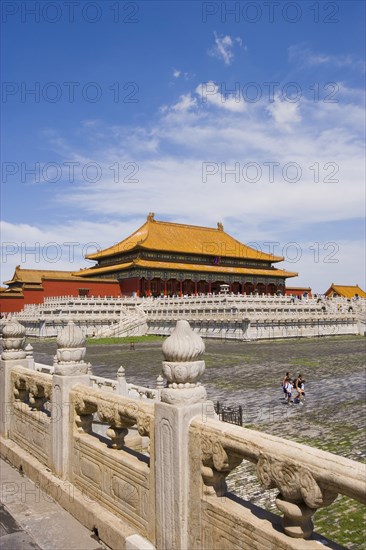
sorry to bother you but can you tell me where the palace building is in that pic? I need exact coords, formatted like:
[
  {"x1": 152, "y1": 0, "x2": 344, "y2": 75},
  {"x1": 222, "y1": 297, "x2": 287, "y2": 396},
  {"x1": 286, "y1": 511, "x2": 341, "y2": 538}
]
[
  {"x1": 0, "y1": 214, "x2": 299, "y2": 312},
  {"x1": 76, "y1": 213, "x2": 297, "y2": 297}
]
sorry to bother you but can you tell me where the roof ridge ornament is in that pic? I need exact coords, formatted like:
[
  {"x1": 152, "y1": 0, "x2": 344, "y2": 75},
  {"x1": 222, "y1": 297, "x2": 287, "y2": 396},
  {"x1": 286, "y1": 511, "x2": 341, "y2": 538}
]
[
  {"x1": 147, "y1": 212, "x2": 155, "y2": 222},
  {"x1": 217, "y1": 222, "x2": 224, "y2": 231}
]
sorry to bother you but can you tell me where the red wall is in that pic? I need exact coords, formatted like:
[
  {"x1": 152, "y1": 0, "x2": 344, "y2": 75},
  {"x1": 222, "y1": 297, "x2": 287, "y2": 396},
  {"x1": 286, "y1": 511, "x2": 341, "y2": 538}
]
[
  {"x1": 42, "y1": 279, "x2": 121, "y2": 298},
  {"x1": 119, "y1": 278, "x2": 140, "y2": 296},
  {"x1": 285, "y1": 288, "x2": 312, "y2": 298},
  {"x1": 0, "y1": 278, "x2": 121, "y2": 314},
  {"x1": 0, "y1": 296, "x2": 26, "y2": 314}
]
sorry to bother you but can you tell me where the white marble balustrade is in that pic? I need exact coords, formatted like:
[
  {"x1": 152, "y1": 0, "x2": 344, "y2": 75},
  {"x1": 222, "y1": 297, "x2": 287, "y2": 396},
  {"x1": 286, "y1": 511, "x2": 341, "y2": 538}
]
[{"x1": 0, "y1": 320, "x2": 365, "y2": 550}]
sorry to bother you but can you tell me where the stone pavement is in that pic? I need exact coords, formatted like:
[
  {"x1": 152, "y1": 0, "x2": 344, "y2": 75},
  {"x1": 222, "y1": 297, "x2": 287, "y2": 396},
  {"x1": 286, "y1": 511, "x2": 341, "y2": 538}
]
[{"x1": 0, "y1": 458, "x2": 106, "y2": 550}]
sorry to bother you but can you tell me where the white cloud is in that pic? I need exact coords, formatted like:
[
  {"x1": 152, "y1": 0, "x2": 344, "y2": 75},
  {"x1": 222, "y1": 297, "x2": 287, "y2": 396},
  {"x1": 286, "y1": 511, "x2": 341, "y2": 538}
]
[
  {"x1": 266, "y1": 94, "x2": 301, "y2": 130},
  {"x1": 0, "y1": 219, "x2": 143, "y2": 284},
  {"x1": 288, "y1": 44, "x2": 366, "y2": 72},
  {"x1": 208, "y1": 32, "x2": 243, "y2": 65},
  {"x1": 286, "y1": 239, "x2": 366, "y2": 294},
  {"x1": 160, "y1": 93, "x2": 197, "y2": 114},
  {"x1": 4, "y1": 76, "x2": 364, "y2": 291},
  {"x1": 171, "y1": 68, "x2": 193, "y2": 81},
  {"x1": 81, "y1": 119, "x2": 99, "y2": 128},
  {"x1": 171, "y1": 93, "x2": 197, "y2": 112},
  {"x1": 195, "y1": 81, "x2": 246, "y2": 112}
]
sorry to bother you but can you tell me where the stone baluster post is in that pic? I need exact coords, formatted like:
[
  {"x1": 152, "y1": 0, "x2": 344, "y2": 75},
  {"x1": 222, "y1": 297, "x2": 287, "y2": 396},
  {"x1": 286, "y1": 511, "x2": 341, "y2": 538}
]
[
  {"x1": 25, "y1": 343, "x2": 35, "y2": 370},
  {"x1": 155, "y1": 320, "x2": 215, "y2": 550},
  {"x1": 51, "y1": 321, "x2": 90, "y2": 478},
  {"x1": 0, "y1": 321, "x2": 28, "y2": 437},
  {"x1": 155, "y1": 374, "x2": 164, "y2": 401},
  {"x1": 117, "y1": 366, "x2": 127, "y2": 396}
]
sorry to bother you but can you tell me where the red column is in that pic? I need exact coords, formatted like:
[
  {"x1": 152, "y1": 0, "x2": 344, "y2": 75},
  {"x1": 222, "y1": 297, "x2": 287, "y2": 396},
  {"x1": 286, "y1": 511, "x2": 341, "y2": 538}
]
[
  {"x1": 164, "y1": 279, "x2": 167, "y2": 296},
  {"x1": 208, "y1": 282, "x2": 212, "y2": 294},
  {"x1": 179, "y1": 281, "x2": 182, "y2": 297},
  {"x1": 194, "y1": 281, "x2": 197, "y2": 295},
  {"x1": 147, "y1": 279, "x2": 151, "y2": 297}
]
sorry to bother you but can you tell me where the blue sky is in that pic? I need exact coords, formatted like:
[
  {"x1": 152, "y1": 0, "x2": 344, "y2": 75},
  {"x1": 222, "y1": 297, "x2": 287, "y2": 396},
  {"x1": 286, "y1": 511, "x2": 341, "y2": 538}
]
[{"x1": 1, "y1": 0, "x2": 365, "y2": 292}]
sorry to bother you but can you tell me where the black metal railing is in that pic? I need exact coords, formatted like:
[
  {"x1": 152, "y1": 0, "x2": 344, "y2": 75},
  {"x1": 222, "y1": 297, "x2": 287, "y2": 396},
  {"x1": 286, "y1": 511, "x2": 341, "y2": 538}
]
[{"x1": 214, "y1": 401, "x2": 243, "y2": 426}]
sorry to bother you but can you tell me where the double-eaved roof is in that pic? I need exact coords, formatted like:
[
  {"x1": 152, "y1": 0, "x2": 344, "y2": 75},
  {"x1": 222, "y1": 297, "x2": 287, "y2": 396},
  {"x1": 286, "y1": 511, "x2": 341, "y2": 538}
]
[
  {"x1": 76, "y1": 258, "x2": 296, "y2": 278},
  {"x1": 77, "y1": 214, "x2": 297, "y2": 280},
  {"x1": 86, "y1": 214, "x2": 284, "y2": 262}
]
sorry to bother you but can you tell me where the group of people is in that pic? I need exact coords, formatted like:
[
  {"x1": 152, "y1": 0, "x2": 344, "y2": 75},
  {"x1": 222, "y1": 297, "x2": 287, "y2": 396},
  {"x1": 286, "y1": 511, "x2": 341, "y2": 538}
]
[{"x1": 282, "y1": 372, "x2": 305, "y2": 405}]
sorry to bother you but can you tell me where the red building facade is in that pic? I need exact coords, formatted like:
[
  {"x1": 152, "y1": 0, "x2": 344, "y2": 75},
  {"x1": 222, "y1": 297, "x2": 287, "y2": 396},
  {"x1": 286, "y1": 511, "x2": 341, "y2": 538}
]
[{"x1": 0, "y1": 267, "x2": 120, "y2": 313}]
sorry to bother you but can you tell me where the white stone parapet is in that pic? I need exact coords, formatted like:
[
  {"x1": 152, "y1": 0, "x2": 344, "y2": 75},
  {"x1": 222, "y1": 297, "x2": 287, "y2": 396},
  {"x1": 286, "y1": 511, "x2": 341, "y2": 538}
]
[
  {"x1": 8, "y1": 294, "x2": 365, "y2": 339},
  {"x1": 0, "y1": 319, "x2": 365, "y2": 550},
  {"x1": 189, "y1": 417, "x2": 365, "y2": 540}
]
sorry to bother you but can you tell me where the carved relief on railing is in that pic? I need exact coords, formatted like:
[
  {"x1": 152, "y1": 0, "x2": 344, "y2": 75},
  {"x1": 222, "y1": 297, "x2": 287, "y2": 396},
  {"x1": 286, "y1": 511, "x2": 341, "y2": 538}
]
[
  {"x1": 201, "y1": 435, "x2": 242, "y2": 497},
  {"x1": 11, "y1": 366, "x2": 52, "y2": 412},
  {"x1": 71, "y1": 386, "x2": 154, "y2": 450},
  {"x1": 9, "y1": 367, "x2": 52, "y2": 466},
  {"x1": 257, "y1": 454, "x2": 337, "y2": 538},
  {"x1": 73, "y1": 391, "x2": 96, "y2": 435},
  {"x1": 191, "y1": 419, "x2": 365, "y2": 540}
]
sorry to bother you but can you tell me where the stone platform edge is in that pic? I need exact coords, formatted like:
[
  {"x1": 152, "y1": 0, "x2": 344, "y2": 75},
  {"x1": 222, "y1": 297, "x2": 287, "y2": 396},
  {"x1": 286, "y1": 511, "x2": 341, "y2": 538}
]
[{"x1": 0, "y1": 437, "x2": 155, "y2": 550}]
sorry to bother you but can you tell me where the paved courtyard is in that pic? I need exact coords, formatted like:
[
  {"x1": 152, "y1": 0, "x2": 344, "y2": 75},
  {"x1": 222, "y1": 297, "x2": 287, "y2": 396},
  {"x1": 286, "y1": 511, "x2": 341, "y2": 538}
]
[{"x1": 32, "y1": 335, "x2": 366, "y2": 549}]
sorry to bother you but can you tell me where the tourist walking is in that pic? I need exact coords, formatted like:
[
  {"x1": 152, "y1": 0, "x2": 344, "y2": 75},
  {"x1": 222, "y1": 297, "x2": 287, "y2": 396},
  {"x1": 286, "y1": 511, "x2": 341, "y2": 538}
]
[
  {"x1": 282, "y1": 371, "x2": 290, "y2": 397},
  {"x1": 294, "y1": 373, "x2": 305, "y2": 404},
  {"x1": 283, "y1": 376, "x2": 293, "y2": 405}
]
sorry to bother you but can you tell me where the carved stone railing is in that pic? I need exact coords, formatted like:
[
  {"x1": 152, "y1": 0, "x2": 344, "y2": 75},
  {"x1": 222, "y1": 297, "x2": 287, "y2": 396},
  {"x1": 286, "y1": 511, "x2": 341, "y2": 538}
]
[
  {"x1": 127, "y1": 384, "x2": 159, "y2": 401},
  {"x1": 70, "y1": 384, "x2": 154, "y2": 448},
  {"x1": 1, "y1": 318, "x2": 365, "y2": 550},
  {"x1": 89, "y1": 367, "x2": 163, "y2": 401},
  {"x1": 189, "y1": 418, "x2": 366, "y2": 540},
  {"x1": 69, "y1": 385, "x2": 155, "y2": 540},
  {"x1": 89, "y1": 374, "x2": 118, "y2": 393},
  {"x1": 9, "y1": 365, "x2": 53, "y2": 466},
  {"x1": 11, "y1": 365, "x2": 52, "y2": 412}
]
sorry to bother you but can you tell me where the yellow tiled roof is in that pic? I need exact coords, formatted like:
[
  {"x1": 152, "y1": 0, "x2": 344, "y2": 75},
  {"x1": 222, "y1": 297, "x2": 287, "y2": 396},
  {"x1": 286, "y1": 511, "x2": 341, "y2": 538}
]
[
  {"x1": 4, "y1": 266, "x2": 79, "y2": 285},
  {"x1": 325, "y1": 284, "x2": 366, "y2": 298},
  {"x1": 0, "y1": 287, "x2": 23, "y2": 295},
  {"x1": 76, "y1": 258, "x2": 297, "y2": 279},
  {"x1": 86, "y1": 216, "x2": 284, "y2": 262},
  {"x1": 4, "y1": 266, "x2": 118, "y2": 285}
]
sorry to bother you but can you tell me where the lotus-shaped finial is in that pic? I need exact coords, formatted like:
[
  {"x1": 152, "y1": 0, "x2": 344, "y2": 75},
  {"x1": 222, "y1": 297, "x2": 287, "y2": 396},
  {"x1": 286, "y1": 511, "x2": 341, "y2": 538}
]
[
  {"x1": 2, "y1": 320, "x2": 26, "y2": 339},
  {"x1": 162, "y1": 320, "x2": 205, "y2": 362},
  {"x1": 57, "y1": 321, "x2": 85, "y2": 349}
]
